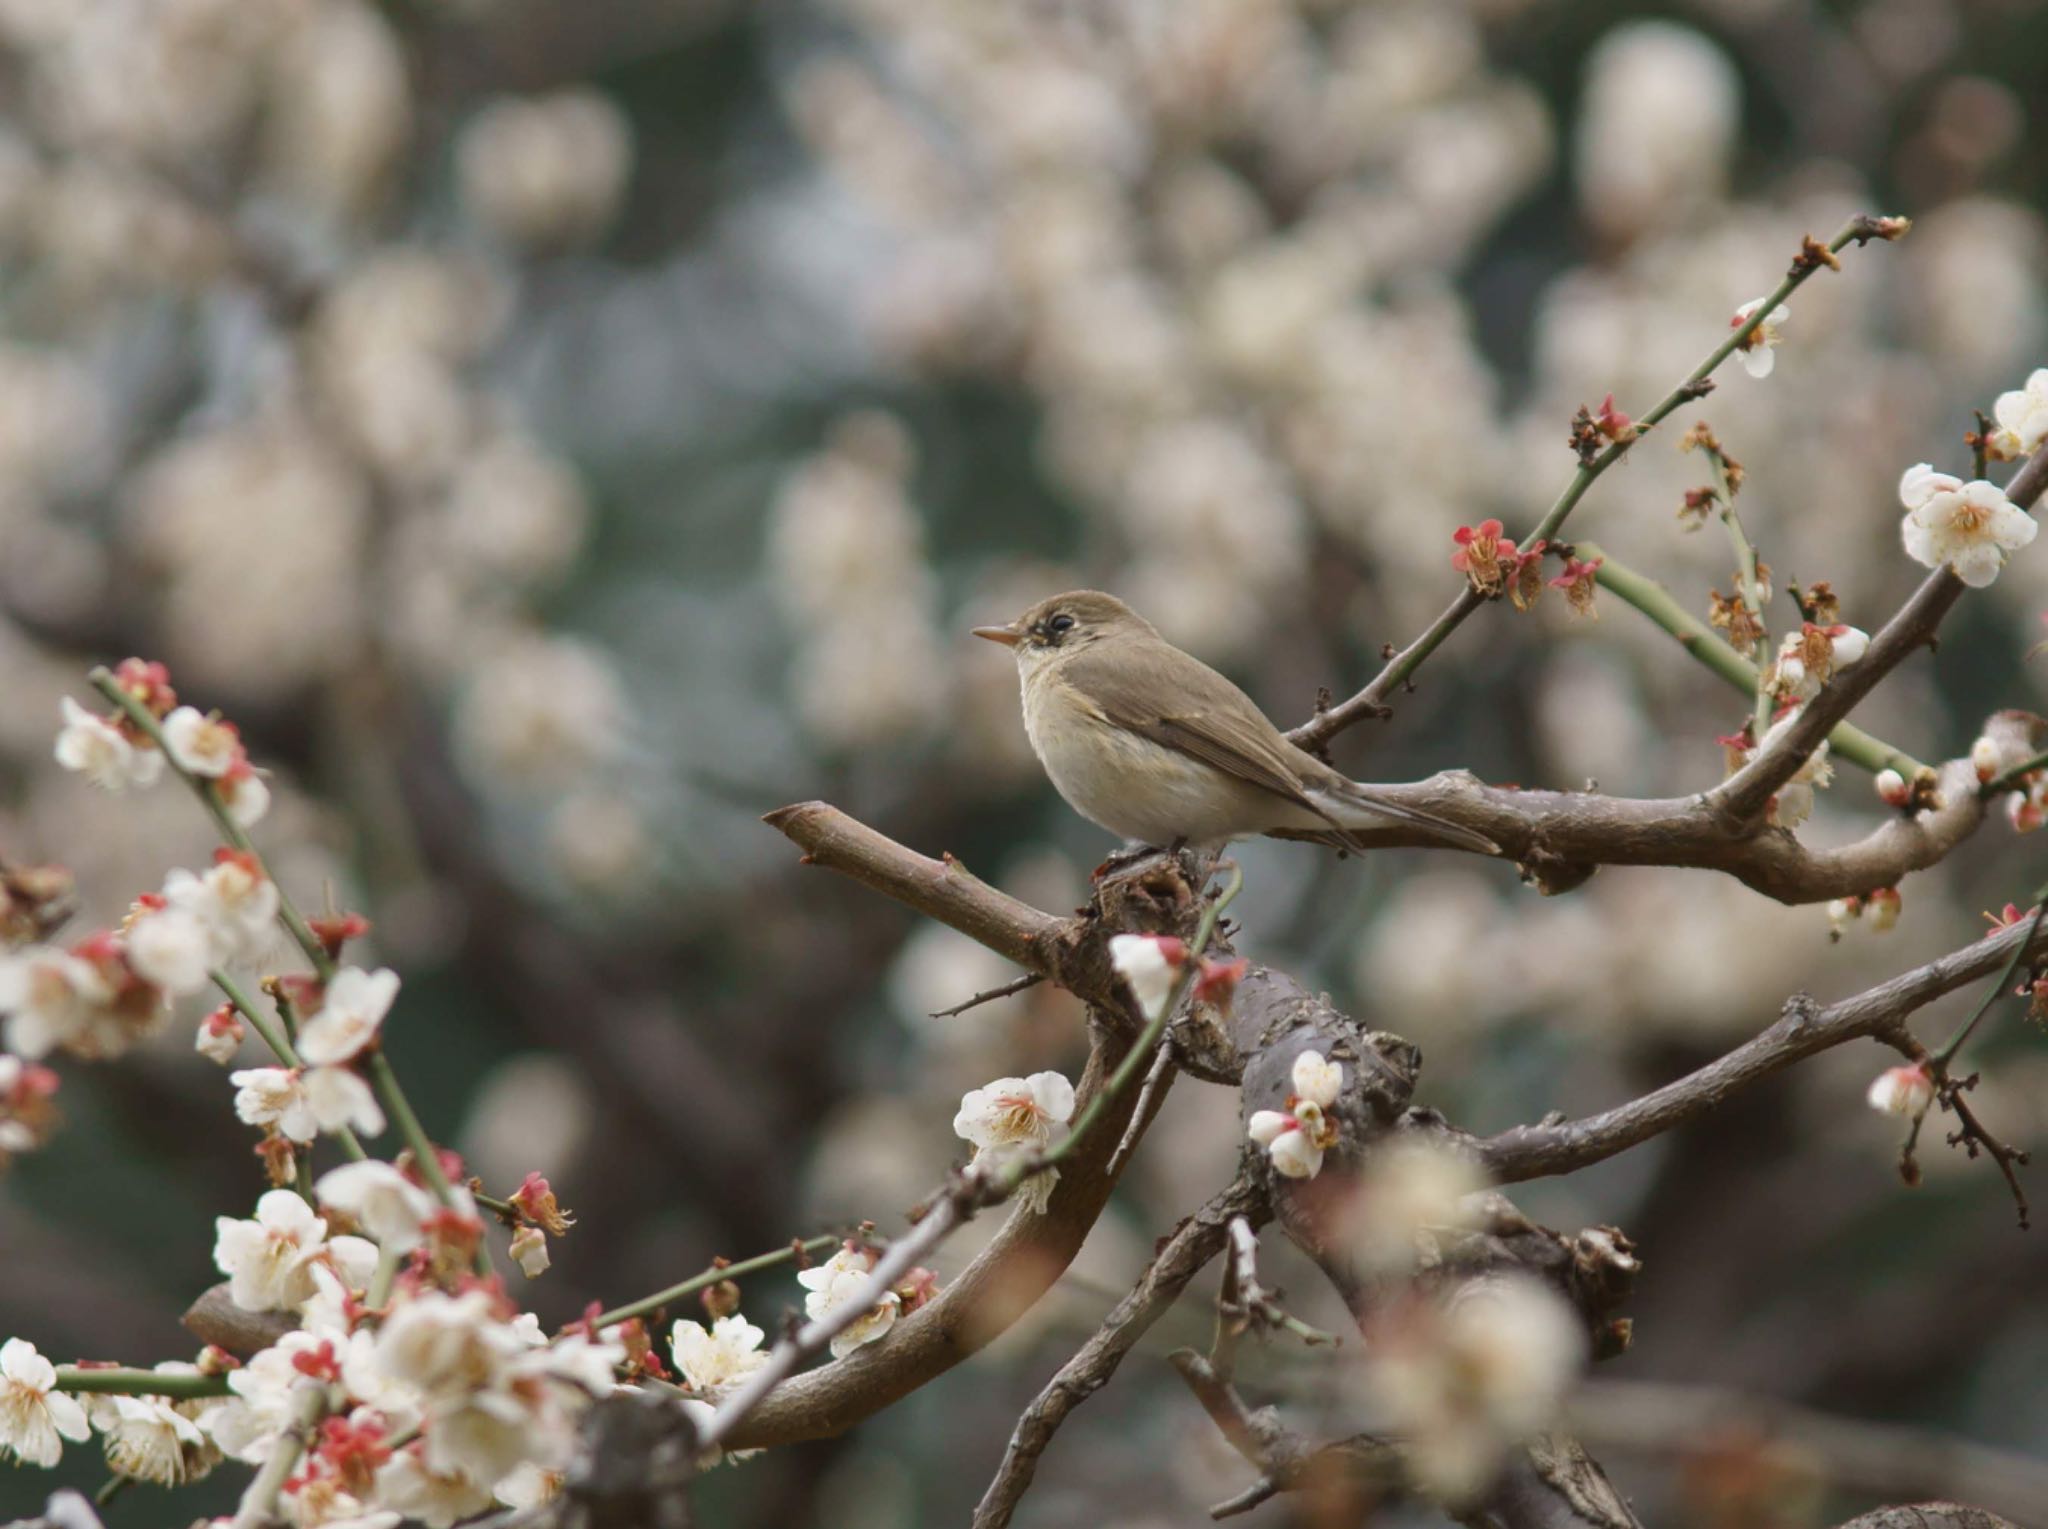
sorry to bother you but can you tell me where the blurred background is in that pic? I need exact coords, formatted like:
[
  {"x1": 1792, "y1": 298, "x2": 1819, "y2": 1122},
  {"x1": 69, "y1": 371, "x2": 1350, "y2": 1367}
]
[{"x1": 2, "y1": 0, "x2": 2047, "y2": 1524}]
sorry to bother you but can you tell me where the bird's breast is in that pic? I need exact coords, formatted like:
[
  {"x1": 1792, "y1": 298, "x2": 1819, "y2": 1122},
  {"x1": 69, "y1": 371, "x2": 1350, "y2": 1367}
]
[{"x1": 1020, "y1": 669, "x2": 1262, "y2": 846}]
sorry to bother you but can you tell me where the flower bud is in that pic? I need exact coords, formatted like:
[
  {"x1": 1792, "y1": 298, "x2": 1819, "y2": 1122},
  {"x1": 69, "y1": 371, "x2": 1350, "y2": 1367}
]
[
  {"x1": 1874, "y1": 769, "x2": 1910, "y2": 808},
  {"x1": 1866, "y1": 1063, "x2": 1933, "y2": 1117}
]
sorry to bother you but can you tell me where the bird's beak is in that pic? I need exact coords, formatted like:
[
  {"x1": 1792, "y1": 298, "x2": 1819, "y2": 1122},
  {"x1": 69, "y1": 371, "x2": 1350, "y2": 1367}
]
[{"x1": 972, "y1": 624, "x2": 1023, "y2": 648}]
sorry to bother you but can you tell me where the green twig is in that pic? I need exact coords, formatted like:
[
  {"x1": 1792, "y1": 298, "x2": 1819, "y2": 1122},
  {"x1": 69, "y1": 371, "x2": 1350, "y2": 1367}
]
[
  {"x1": 1582, "y1": 546, "x2": 1926, "y2": 778},
  {"x1": 210, "y1": 969, "x2": 368, "y2": 1164},
  {"x1": 594, "y1": 1233, "x2": 847, "y2": 1330},
  {"x1": 54, "y1": 1367, "x2": 232, "y2": 1399},
  {"x1": 362, "y1": 1050, "x2": 492, "y2": 1277}
]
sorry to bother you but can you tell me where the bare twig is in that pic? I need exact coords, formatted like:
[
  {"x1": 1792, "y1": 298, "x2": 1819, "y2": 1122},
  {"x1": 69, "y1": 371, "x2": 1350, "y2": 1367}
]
[
  {"x1": 971, "y1": 1179, "x2": 1263, "y2": 1529},
  {"x1": 1479, "y1": 910, "x2": 2048, "y2": 1183},
  {"x1": 1106, "y1": 1037, "x2": 1175, "y2": 1179},
  {"x1": 929, "y1": 972, "x2": 1043, "y2": 1019}
]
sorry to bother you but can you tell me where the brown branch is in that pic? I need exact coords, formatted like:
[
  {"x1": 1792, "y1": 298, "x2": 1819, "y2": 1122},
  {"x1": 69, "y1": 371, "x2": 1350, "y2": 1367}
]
[
  {"x1": 1308, "y1": 754, "x2": 1986, "y2": 904},
  {"x1": 929, "y1": 972, "x2": 1043, "y2": 1019},
  {"x1": 761, "y1": 804, "x2": 1067, "y2": 978},
  {"x1": 970, "y1": 1179, "x2": 1264, "y2": 1529},
  {"x1": 1478, "y1": 911, "x2": 2048, "y2": 1183},
  {"x1": 1833, "y1": 1508, "x2": 2025, "y2": 1529}
]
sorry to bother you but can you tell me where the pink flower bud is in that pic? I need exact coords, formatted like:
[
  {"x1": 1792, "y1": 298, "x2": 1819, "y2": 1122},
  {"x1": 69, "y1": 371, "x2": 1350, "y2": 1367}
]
[
  {"x1": 1866, "y1": 1063, "x2": 1933, "y2": 1118},
  {"x1": 1874, "y1": 769, "x2": 1910, "y2": 808}
]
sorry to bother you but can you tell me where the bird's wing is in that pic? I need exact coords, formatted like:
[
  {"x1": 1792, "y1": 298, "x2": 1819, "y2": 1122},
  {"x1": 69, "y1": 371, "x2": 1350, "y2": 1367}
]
[
  {"x1": 1070, "y1": 640, "x2": 1501, "y2": 856},
  {"x1": 1066, "y1": 640, "x2": 1324, "y2": 813}
]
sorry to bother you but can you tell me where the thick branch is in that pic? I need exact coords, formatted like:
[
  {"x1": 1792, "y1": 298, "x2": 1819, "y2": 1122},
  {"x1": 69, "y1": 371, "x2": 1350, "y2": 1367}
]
[
  {"x1": 1313, "y1": 755, "x2": 1985, "y2": 904},
  {"x1": 1478, "y1": 910, "x2": 2048, "y2": 1182},
  {"x1": 761, "y1": 803, "x2": 1065, "y2": 977},
  {"x1": 971, "y1": 1179, "x2": 1264, "y2": 1529}
]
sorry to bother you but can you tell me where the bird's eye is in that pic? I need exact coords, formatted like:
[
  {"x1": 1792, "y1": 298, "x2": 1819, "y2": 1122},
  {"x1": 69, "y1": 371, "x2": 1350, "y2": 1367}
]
[{"x1": 1046, "y1": 613, "x2": 1075, "y2": 636}]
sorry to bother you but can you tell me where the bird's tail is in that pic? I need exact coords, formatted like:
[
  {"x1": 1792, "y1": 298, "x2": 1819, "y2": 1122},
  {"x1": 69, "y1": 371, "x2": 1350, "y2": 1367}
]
[{"x1": 1309, "y1": 785, "x2": 1500, "y2": 856}]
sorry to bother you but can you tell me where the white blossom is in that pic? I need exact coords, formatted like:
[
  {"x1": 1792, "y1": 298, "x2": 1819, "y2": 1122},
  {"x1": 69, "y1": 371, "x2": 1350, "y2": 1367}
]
[
  {"x1": 232, "y1": 1067, "x2": 319, "y2": 1143},
  {"x1": 0, "y1": 945, "x2": 113, "y2": 1059},
  {"x1": 1867, "y1": 1063, "x2": 1934, "y2": 1117},
  {"x1": 953, "y1": 1071, "x2": 1075, "y2": 1215},
  {"x1": 494, "y1": 1460, "x2": 564, "y2": 1509},
  {"x1": 1290, "y1": 1049, "x2": 1343, "y2": 1108},
  {"x1": 1106, "y1": 933, "x2": 1184, "y2": 1020},
  {"x1": 456, "y1": 90, "x2": 633, "y2": 252},
  {"x1": 376, "y1": 1447, "x2": 495, "y2": 1528},
  {"x1": 1345, "y1": 1138, "x2": 1488, "y2": 1273},
  {"x1": 1988, "y1": 368, "x2": 2048, "y2": 461},
  {"x1": 670, "y1": 1315, "x2": 769, "y2": 1397},
  {"x1": 297, "y1": 967, "x2": 400, "y2": 1066},
  {"x1": 316, "y1": 1161, "x2": 436, "y2": 1253},
  {"x1": 796, "y1": 1247, "x2": 900, "y2": 1359},
  {"x1": 219, "y1": 770, "x2": 271, "y2": 827},
  {"x1": 1247, "y1": 1050, "x2": 1344, "y2": 1179},
  {"x1": 163, "y1": 856, "x2": 279, "y2": 967},
  {"x1": 159, "y1": 707, "x2": 238, "y2": 778},
  {"x1": 88, "y1": 1373, "x2": 215, "y2": 1486},
  {"x1": 510, "y1": 1224, "x2": 550, "y2": 1278},
  {"x1": 1364, "y1": 1277, "x2": 1584, "y2": 1502},
  {"x1": 213, "y1": 1189, "x2": 329, "y2": 1311},
  {"x1": 54, "y1": 697, "x2": 162, "y2": 790},
  {"x1": 0, "y1": 1339, "x2": 90, "y2": 1467},
  {"x1": 205, "y1": 1332, "x2": 339, "y2": 1463},
  {"x1": 1731, "y1": 299, "x2": 1789, "y2": 378},
  {"x1": 124, "y1": 906, "x2": 213, "y2": 997},
  {"x1": 1898, "y1": 463, "x2": 2037, "y2": 587}
]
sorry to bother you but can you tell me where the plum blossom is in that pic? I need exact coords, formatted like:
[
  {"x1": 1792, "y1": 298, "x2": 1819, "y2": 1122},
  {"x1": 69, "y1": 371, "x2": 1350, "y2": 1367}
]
[
  {"x1": 54, "y1": 697, "x2": 162, "y2": 790},
  {"x1": 160, "y1": 707, "x2": 241, "y2": 778},
  {"x1": 1867, "y1": 1063, "x2": 1934, "y2": 1117},
  {"x1": 124, "y1": 904, "x2": 213, "y2": 997},
  {"x1": 796, "y1": 1245, "x2": 900, "y2": 1359},
  {"x1": 953, "y1": 1070, "x2": 1075, "y2": 1214},
  {"x1": 204, "y1": 1332, "x2": 346, "y2": 1463},
  {"x1": 1898, "y1": 464, "x2": 2036, "y2": 587},
  {"x1": 0, "y1": 944, "x2": 113, "y2": 1059},
  {"x1": 375, "y1": 1444, "x2": 495, "y2": 1527},
  {"x1": 164, "y1": 852, "x2": 280, "y2": 967},
  {"x1": 1987, "y1": 368, "x2": 2048, "y2": 462},
  {"x1": 298, "y1": 967, "x2": 401, "y2": 1066},
  {"x1": 1106, "y1": 933, "x2": 1184, "y2": 1020},
  {"x1": 0, "y1": 1339, "x2": 91, "y2": 1467},
  {"x1": 670, "y1": 1314, "x2": 769, "y2": 1397},
  {"x1": 88, "y1": 1368, "x2": 218, "y2": 1486},
  {"x1": 510, "y1": 1224, "x2": 550, "y2": 1278},
  {"x1": 214, "y1": 1189, "x2": 330, "y2": 1311},
  {"x1": 316, "y1": 1161, "x2": 437, "y2": 1253},
  {"x1": 218, "y1": 764, "x2": 271, "y2": 827},
  {"x1": 196, "y1": 1004, "x2": 244, "y2": 1064},
  {"x1": 234, "y1": 1066, "x2": 384, "y2": 1144},
  {"x1": 1730, "y1": 298, "x2": 1789, "y2": 378},
  {"x1": 0, "y1": 1056, "x2": 59, "y2": 1163},
  {"x1": 1247, "y1": 1049, "x2": 1344, "y2": 1180},
  {"x1": 1362, "y1": 1277, "x2": 1584, "y2": 1502},
  {"x1": 1345, "y1": 1138, "x2": 1489, "y2": 1273}
]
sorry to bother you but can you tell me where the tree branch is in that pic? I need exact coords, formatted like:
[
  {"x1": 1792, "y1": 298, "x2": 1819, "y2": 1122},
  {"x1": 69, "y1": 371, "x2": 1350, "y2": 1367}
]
[
  {"x1": 1478, "y1": 910, "x2": 2048, "y2": 1183},
  {"x1": 970, "y1": 1178, "x2": 1264, "y2": 1529}
]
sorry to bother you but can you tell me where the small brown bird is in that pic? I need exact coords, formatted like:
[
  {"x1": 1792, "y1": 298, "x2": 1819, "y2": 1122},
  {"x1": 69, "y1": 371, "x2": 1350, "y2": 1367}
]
[{"x1": 974, "y1": 591, "x2": 1495, "y2": 856}]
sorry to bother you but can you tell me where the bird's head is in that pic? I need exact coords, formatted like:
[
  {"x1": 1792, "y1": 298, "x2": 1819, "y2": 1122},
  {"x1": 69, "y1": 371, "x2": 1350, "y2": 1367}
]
[{"x1": 973, "y1": 590, "x2": 1154, "y2": 670}]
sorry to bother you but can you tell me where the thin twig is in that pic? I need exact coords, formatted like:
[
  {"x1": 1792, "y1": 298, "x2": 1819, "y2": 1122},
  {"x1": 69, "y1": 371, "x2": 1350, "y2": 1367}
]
[
  {"x1": 1479, "y1": 909, "x2": 2048, "y2": 1183},
  {"x1": 594, "y1": 1234, "x2": 845, "y2": 1330},
  {"x1": 1106, "y1": 1037, "x2": 1175, "y2": 1179},
  {"x1": 930, "y1": 972, "x2": 1044, "y2": 1019},
  {"x1": 971, "y1": 1180, "x2": 1264, "y2": 1529},
  {"x1": 1292, "y1": 217, "x2": 1897, "y2": 751}
]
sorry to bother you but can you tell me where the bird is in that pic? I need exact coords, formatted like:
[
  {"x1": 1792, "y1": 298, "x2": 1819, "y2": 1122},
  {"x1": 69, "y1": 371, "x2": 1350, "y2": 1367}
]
[{"x1": 973, "y1": 590, "x2": 1497, "y2": 857}]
